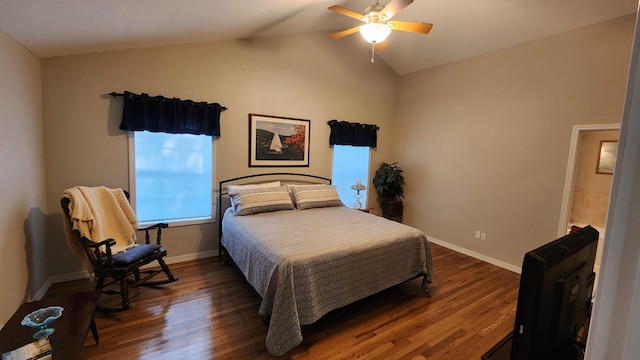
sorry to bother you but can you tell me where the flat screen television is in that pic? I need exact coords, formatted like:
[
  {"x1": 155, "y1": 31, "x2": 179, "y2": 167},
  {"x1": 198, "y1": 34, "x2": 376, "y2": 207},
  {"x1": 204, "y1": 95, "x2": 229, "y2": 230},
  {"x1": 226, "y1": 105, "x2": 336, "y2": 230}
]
[{"x1": 510, "y1": 225, "x2": 599, "y2": 360}]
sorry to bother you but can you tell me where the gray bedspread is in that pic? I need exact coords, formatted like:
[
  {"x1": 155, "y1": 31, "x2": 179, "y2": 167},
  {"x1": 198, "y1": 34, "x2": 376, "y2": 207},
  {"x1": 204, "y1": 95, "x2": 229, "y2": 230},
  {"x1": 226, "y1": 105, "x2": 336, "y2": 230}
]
[{"x1": 221, "y1": 206, "x2": 433, "y2": 356}]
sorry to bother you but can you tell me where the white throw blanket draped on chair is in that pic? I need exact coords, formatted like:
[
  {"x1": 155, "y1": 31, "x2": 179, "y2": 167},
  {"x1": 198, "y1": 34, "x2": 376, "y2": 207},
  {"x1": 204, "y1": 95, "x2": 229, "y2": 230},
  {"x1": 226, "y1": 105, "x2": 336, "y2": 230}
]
[{"x1": 62, "y1": 186, "x2": 139, "y2": 264}]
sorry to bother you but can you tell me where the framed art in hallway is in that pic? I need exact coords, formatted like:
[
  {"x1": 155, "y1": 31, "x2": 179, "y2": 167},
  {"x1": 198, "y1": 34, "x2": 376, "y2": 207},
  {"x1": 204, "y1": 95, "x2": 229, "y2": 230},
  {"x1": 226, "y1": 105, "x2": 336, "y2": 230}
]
[
  {"x1": 249, "y1": 113, "x2": 310, "y2": 167},
  {"x1": 596, "y1": 140, "x2": 618, "y2": 174}
]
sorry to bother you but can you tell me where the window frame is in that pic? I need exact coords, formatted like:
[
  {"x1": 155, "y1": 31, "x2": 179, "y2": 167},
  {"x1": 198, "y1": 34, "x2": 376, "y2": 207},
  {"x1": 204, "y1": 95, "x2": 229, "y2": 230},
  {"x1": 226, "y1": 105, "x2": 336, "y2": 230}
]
[
  {"x1": 331, "y1": 144, "x2": 371, "y2": 209},
  {"x1": 127, "y1": 131, "x2": 217, "y2": 227}
]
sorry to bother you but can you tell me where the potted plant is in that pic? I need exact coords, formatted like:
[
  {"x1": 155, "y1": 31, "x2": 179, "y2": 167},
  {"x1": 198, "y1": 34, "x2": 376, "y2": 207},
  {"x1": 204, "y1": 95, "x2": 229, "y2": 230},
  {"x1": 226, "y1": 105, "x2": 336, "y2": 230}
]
[{"x1": 373, "y1": 162, "x2": 404, "y2": 221}]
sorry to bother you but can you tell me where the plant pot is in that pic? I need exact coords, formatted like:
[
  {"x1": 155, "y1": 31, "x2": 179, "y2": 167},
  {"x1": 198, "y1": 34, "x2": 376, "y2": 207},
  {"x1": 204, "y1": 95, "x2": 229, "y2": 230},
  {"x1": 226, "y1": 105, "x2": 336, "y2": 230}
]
[{"x1": 380, "y1": 199, "x2": 403, "y2": 222}]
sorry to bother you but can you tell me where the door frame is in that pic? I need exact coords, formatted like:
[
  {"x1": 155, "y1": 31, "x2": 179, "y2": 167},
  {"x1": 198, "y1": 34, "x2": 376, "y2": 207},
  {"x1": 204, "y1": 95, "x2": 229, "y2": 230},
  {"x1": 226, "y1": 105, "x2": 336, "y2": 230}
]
[{"x1": 557, "y1": 123, "x2": 621, "y2": 237}]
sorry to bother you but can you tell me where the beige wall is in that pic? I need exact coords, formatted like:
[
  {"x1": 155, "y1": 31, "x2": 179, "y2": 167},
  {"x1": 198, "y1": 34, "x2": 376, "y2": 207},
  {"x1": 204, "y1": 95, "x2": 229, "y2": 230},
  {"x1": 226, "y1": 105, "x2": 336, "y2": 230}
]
[
  {"x1": 1, "y1": 13, "x2": 634, "y2": 329},
  {"x1": 394, "y1": 15, "x2": 635, "y2": 268},
  {"x1": 40, "y1": 32, "x2": 398, "y2": 277},
  {"x1": 0, "y1": 31, "x2": 46, "y2": 327},
  {"x1": 571, "y1": 130, "x2": 619, "y2": 227}
]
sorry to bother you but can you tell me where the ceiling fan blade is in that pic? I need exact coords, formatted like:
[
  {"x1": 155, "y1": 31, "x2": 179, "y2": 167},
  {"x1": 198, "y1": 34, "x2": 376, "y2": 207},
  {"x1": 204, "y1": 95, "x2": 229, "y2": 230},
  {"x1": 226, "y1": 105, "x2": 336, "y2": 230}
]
[
  {"x1": 387, "y1": 20, "x2": 433, "y2": 34},
  {"x1": 328, "y1": 26, "x2": 361, "y2": 40},
  {"x1": 328, "y1": 5, "x2": 365, "y2": 21},
  {"x1": 380, "y1": 0, "x2": 413, "y2": 20},
  {"x1": 374, "y1": 40, "x2": 389, "y2": 51}
]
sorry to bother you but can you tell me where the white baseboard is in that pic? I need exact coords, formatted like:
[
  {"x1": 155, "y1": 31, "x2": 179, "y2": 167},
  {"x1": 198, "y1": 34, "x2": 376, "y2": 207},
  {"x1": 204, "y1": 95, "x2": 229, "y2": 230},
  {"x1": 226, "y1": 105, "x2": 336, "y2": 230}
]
[
  {"x1": 34, "y1": 270, "x2": 91, "y2": 301},
  {"x1": 36, "y1": 251, "x2": 219, "y2": 300},
  {"x1": 427, "y1": 236, "x2": 522, "y2": 274},
  {"x1": 40, "y1": 242, "x2": 520, "y2": 299},
  {"x1": 160, "y1": 250, "x2": 218, "y2": 265}
]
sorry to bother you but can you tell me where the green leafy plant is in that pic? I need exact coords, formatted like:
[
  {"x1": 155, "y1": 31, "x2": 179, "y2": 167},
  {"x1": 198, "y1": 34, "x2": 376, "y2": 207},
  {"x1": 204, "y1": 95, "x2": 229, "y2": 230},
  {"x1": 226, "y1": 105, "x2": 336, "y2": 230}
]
[{"x1": 373, "y1": 162, "x2": 405, "y2": 201}]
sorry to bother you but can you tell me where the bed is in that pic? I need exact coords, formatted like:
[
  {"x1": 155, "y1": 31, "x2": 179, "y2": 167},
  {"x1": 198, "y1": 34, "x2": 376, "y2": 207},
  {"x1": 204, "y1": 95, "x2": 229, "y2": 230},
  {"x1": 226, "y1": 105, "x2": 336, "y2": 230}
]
[{"x1": 218, "y1": 173, "x2": 433, "y2": 356}]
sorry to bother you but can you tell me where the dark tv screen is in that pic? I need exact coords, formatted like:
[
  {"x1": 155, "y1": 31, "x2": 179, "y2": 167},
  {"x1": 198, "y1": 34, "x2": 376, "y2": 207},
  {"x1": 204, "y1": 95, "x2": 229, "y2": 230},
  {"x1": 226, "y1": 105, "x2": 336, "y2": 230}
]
[{"x1": 510, "y1": 226, "x2": 599, "y2": 360}]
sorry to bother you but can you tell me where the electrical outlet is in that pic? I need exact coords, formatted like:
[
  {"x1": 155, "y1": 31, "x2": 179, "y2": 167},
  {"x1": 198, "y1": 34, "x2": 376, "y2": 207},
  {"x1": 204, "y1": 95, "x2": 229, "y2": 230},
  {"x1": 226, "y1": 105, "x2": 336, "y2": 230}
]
[
  {"x1": 481, "y1": 232, "x2": 487, "y2": 241},
  {"x1": 475, "y1": 231, "x2": 481, "y2": 239}
]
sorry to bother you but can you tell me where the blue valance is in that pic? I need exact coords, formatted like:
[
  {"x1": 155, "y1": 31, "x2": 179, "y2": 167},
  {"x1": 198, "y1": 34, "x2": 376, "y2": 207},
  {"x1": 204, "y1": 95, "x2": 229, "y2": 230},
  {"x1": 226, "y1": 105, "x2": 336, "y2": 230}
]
[
  {"x1": 117, "y1": 91, "x2": 226, "y2": 137},
  {"x1": 327, "y1": 120, "x2": 378, "y2": 148}
]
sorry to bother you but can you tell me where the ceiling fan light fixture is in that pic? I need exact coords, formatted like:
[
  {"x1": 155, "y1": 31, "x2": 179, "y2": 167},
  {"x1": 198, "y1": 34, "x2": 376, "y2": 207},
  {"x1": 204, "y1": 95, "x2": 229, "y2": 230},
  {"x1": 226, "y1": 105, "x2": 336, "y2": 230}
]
[{"x1": 359, "y1": 22, "x2": 391, "y2": 44}]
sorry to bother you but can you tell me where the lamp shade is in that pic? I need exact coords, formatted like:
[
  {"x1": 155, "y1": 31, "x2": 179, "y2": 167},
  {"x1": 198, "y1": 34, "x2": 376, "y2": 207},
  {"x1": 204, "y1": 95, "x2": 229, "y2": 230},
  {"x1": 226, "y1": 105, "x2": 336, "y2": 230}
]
[
  {"x1": 351, "y1": 180, "x2": 367, "y2": 192},
  {"x1": 359, "y1": 23, "x2": 391, "y2": 44}
]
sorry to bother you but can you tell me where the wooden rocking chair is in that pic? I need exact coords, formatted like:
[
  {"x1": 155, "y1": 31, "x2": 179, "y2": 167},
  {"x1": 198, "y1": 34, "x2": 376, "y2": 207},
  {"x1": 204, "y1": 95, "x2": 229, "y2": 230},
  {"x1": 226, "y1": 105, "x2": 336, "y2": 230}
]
[{"x1": 61, "y1": 188, "x2": 178, "y2": 312}]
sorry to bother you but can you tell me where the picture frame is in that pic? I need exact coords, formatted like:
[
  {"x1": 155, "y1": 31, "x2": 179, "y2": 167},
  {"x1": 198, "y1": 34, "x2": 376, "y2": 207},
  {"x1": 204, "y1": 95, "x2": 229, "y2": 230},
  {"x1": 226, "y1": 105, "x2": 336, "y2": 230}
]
[
  {"x1": 596, "y1": 140, "x2": 618, "y2": 174},
  {"x1": 249, "y1": 113, "x2": 310, "y2": 167}
]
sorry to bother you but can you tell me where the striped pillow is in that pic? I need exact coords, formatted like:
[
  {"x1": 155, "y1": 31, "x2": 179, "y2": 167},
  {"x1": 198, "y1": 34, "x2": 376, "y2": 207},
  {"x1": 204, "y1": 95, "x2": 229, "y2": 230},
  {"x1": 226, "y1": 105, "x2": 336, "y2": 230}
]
[
  {"x1": 289, "y1": 184, "x2": 344, "y2": 210},
  {"x1": 229, "y1": 185, "x2": 294, "y2": 215},
  {"x1": 227, "y1": 181, "x2": 281, "y2": 194}
]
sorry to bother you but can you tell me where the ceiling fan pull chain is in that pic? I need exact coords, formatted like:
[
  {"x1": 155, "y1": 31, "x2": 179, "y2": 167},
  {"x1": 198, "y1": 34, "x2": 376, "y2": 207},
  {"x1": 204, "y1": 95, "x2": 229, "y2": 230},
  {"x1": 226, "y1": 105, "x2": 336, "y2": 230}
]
[{"x1": 371, "y1": 42, "x2": 376, "y2": 63}]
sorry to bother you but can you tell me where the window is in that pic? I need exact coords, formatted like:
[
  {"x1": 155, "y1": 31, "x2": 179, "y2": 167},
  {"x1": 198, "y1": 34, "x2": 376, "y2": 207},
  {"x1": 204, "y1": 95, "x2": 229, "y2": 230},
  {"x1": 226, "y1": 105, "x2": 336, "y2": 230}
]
[
  {"x1": 129, "y1": 131, "x2": 213, "y2": 226},
  {"x1": 332, "y1": 145, "x2": 370, "y2": 209}
]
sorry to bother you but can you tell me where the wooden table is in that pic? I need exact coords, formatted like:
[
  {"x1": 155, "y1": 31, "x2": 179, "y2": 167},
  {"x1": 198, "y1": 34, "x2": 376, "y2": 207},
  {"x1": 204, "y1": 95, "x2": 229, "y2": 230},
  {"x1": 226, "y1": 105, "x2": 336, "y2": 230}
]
[{"x1": 0, "y1": 290, "x2": 100, "y2": 360}]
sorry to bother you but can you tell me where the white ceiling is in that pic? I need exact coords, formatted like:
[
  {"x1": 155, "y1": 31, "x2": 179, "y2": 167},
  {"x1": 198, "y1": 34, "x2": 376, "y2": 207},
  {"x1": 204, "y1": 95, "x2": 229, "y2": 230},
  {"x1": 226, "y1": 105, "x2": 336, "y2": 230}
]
[{"x1": 0, "y1": 0, "x2": 637, "y2": 75}]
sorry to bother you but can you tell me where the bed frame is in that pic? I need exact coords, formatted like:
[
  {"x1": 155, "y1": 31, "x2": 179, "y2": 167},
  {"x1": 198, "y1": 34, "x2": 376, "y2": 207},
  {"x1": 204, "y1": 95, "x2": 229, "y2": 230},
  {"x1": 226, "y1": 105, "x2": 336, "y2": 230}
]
[{"x1": 217, "y1": 173, "x2": 332, "y2": 257}]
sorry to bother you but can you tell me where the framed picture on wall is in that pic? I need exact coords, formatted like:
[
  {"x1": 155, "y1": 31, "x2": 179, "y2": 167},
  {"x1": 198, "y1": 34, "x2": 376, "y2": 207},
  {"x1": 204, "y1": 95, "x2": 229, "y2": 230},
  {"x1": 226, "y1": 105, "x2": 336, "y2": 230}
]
[
  {"x1": 249, "y1": 113, "x2": 310, "y2": 167},
  {"x1": 596, "y1": 140, "x2": 618, "y2": 174}
]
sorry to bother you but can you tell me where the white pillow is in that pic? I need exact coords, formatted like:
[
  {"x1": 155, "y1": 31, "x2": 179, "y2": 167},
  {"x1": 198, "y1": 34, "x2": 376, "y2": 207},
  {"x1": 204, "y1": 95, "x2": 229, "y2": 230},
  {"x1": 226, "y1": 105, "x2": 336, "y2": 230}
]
[
  {"x1": 227, "y1": 181, "x2": 281, "y2": 194},
  {"x1": 228, "y1": 185, "x2": 293, "y2": 215},
  {"x1": 289, "y1": 184, "x2": 344, "y2": 210}
]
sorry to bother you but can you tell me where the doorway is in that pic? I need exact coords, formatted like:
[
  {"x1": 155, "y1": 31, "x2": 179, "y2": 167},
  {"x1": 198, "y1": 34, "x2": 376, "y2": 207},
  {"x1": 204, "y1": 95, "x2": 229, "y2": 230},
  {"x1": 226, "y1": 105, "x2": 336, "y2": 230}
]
[{"x1": 558, "y1": 123, "x2": 620, "y2": 274}]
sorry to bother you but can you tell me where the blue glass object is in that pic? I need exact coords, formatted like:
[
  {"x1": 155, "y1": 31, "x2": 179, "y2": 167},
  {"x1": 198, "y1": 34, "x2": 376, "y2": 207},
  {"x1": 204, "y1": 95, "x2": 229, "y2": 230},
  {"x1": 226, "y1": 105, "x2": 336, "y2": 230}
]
[{"x1": 21, "y1": 306, "x2": 64, "y2": 339}]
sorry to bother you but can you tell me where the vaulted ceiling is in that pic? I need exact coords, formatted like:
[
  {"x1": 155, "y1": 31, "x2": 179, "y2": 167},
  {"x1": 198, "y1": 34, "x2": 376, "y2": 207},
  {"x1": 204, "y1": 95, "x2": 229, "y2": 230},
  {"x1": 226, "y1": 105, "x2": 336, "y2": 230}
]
[{"x1": 0, "y1": 0, "x2": 637, "y2": 75}]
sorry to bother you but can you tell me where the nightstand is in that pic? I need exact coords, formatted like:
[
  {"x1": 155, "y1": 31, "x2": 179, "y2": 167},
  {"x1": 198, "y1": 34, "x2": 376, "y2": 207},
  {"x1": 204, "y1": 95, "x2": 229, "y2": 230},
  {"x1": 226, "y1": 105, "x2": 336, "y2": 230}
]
[{"x1": 358, "y1": 208, "x2": 373, "y2": 213}]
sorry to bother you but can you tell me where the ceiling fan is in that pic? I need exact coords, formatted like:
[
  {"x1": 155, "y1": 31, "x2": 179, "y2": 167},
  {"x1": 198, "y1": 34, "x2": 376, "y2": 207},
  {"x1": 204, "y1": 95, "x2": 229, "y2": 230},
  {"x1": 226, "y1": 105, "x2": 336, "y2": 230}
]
[{"x1": 328, "y1": 0, "x2": 433, "y2": 62}]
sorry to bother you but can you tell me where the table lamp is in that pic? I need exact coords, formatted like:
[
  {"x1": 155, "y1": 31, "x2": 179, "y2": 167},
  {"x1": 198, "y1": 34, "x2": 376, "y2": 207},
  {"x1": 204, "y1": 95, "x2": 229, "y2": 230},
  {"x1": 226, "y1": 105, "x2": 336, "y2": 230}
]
[{"x1": 350, "y1": 180, "x2": 367, "y2": 209}]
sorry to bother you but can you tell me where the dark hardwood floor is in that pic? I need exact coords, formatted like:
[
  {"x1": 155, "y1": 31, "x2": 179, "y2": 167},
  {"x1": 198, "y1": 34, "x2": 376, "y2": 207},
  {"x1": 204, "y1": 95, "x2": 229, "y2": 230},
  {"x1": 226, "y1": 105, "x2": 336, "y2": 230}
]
[{"x1": 46, "y1": 243, "x2": 520, "y2": 359}]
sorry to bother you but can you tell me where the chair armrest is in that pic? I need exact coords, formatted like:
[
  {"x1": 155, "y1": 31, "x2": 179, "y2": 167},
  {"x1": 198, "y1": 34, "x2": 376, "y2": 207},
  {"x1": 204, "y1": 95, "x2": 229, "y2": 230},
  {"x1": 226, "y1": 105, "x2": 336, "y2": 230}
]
[
  {"x1": 80, "y1": 237, "x2": 118, "y2": 269},
  {"x1": 139, "y1": 223, "x2": 169, "y2": 245},
  {"x1": 81, "y1": 237, "x2": 116, "y2": 253}
]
